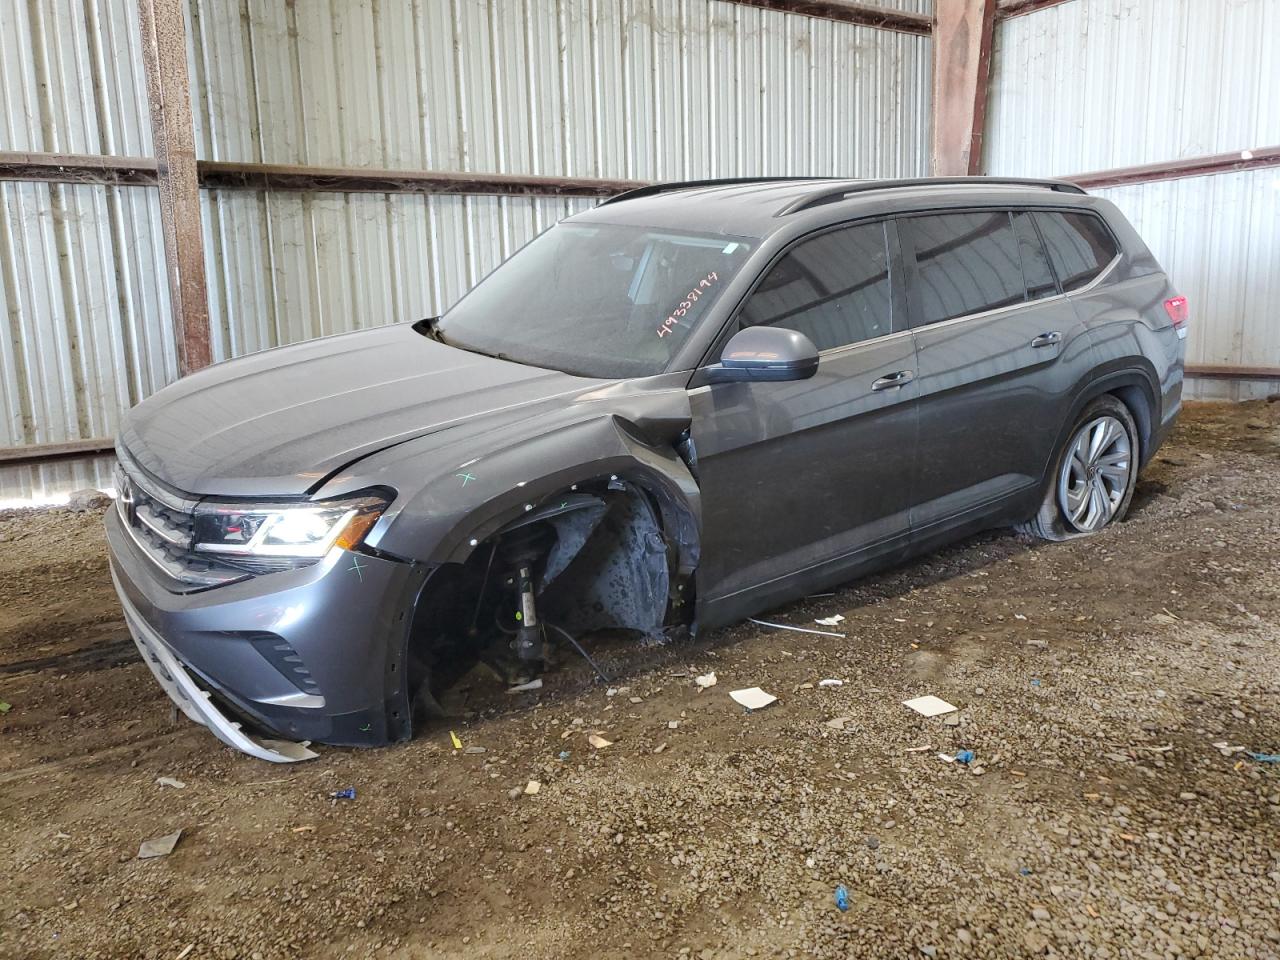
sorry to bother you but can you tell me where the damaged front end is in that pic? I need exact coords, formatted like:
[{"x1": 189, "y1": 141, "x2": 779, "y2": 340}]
[{"x1": 406, "y1": 474, "x2": 696, "y2": 720}]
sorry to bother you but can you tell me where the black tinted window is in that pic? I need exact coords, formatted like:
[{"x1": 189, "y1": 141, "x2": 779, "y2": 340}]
[
  {"x1": 1012, "y1": 211, "x2": 1057, "y2": 299},
  {"x1": 739, "y1": 221, "x2": 893, "y2": 352},
  {"x1": 1035, "y1": 211, "x2": 1118, "y2": 292},
  {"x1": 906, "y1": 212, "x2": 1025, "y2": 324}
]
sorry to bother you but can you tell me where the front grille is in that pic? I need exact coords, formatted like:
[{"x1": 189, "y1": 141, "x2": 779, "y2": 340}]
[{"x1": 114, "y1": 450, "x2": 249, "y2": 590}]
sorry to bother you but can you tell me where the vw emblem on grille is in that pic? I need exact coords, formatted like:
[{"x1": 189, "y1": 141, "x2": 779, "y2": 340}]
[{"x1": 117, "y1": 475, "x2": 138, "y2": 525}]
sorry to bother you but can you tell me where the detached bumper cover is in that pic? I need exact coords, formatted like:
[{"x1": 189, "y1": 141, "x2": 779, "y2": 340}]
[
  {"x1": 106, "y1": 506, "x2": 430, "y2": 760},
  {"x1": 115, "y1": 571, "x2": 319, "y2": 762}
]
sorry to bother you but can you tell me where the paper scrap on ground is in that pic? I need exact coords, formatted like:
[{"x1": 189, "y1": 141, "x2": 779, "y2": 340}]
[
  {"x1": 507, "y1": 678, "x2": 543, "y2": 694},
  {"x1": 902, "y1": 695, "x2": 958, "y2": 718},
  {"x1": 524, "y1": 780, "x2": 541, "y2": 795},
  {"x1": 137, "y1": 830, "x2": 182, "y2": 860},
  {"x1": 588, "y1": 734, "x2": 613, "y2": 749},
  {"x1": 730, "y1": 687, "x2": 777, "y2": 711},
  {"x1": 815, "y1": 614, "x2": 845, "y2": 627},
  {"x1": 155, "y1": 776, "x2": 186, "y2": 789},
  {"x1": 818, "y1": 678, "x2": 844, "y2": 688},
  {"x1": 694, "y1": 672, "x2": 717, "y2": 690},
  {"x1": 825, "y1": 716, "x2": 852, "y2": 731}
]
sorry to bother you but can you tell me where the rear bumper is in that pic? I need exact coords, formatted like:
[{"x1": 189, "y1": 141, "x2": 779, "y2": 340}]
[{"x1": 106, "y1": 506, "x2": 429, "y2": 759}]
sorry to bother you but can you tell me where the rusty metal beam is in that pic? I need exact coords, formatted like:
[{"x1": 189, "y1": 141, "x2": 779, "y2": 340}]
[
  {"x1": 995, "y1": 0, "x2": 1076, "y2": 19},
  {"x1": 0, "y1": 438, "x2": 116, "y2": 466},
  {"x1": 198, "y1": 161, "x2": 644, "y2": 198},
  {"x1": 718, "y1": 0, "x2": 932, "y2": 34},
  {"x1": 931, "y1": 0, "x2": 998, "y2": 176},
  {"x1": 137, "y1": 0, "x2": 212, "y2": 376},
  {"x1": 1185, "y1": 364, "x2": 1280, "y2": 382},
  {"x1": 1071, "y1": 146, "x2": 1280, "y2": 190},
  {"x1": 0, "y1": 152, "x2": 158, "y2": 186}
]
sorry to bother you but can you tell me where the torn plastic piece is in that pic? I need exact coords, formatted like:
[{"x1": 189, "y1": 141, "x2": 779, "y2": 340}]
[
  {"x1": 834, "y1": 884, "x2": 850, "y2": 912},
  {"x1": 954, "y1": 750, "x2": 975, "y2": 765},
  {"x1": 815, "y1": 615, "x2": 845, "y2": 626},
  {"x1": 138, "y1": 830, "x2": 182, "y2": 859},
  {"x1": 507, "y1": 678, "x2": 544, "y2": 694},
  {"x1": 155, "y1": 776, "x2": 186, "y2": 789},
  {"x1": 694, "y1": 671, "x2": 717, "y2": 689},
  {"x1": 818, "y1": 678, "x2": 843, "y2": 688},
  {"x1": 588, "y1": 733, "x2": 613, "y2": 749},
  {"x1": 329, "y1": 787, "x2": 356, "y2": 800},
  {"x1": 1248, "y1": 752, "x2": 1280, "y2": 763}
]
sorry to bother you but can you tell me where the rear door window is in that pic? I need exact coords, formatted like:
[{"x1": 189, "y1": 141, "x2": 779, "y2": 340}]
[
  {"x1": 1034, "y1": 211, "x2": 1119, "y2": 292},
  {"x1": 903, "y1": 212, "x2": 1026, "y2": 325},
  {"x1": 739, "y1": 220, "x2": 894, "y2": 352}
]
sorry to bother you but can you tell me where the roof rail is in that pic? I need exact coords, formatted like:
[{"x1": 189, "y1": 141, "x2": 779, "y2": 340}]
[
  {"x1": 776, "y1": 176, "x2": 1087, "y2": 216},
  {"x1": 601, "y1": 176, "x2": 840, "y2": 206}
]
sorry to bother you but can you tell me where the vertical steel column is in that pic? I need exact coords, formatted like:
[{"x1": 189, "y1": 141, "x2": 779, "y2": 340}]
[
  {"x1": 137, "y1": 0, "x2": 212, "y2": 374},
  {"x1": 931, "y1": 0, "x2": 998, "y2": 176}
]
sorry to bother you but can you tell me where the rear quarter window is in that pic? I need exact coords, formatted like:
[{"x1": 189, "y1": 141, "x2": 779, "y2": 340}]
[
  {"x1": 1035, "y1": 211, "x2": 1119, "y2": 292},
  {"x1": 903, "y1": 211, "x2": 1026, "y2": 324}
]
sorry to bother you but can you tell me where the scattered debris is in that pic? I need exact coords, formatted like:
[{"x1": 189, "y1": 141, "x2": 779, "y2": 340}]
[
  {"x1": 654, "y1": 743, "x2": 666, "y2": 754},
  {"x1": 815, "y1": 614, "x2": 846, "y2": 627},
  {"x1": 750, "y1": 617, "x2": 845, "y2": 638},
  {"x1": 834, "y1": 884, "x2": 850, "y2": 912},
  {"x1": 694, "y1": 672, "x2": 718, "y2": 690},
  {"x1": 137, "y1": 830, "x2": 182, "y2": 860},
  {"x1": 155, "y1": 777, "x2": 186, "y2": 789},
  {"x1": 524, "y1": 780, "x2": 541, "y2": 796},
  {"x1": 0, "y1": 700, "x2": 11, "y2": 714},
  {"x1": 463, "y1": 745, "x2": 487, "y2": 755},
  {"x1": 175, "y1": 944, "x2": 195, "y2": 960},
  {"x1": 328, "y1": 787, "x2": 356, "y2": 801},
  {"x1": 825, "y1": 716, "x2": 852, "y2": 731},
  {"x1": 507, "y1": 678, "x2": 543, "y2": 694},
  {"x1": 628, "y1": 696, "x2": 643, "y2": 704},
  {"x1": 904, "y1": 745, "x2": 933, "y2": 753},
  {"x1": 558, "y1": 750, "x2": 571, "y2": 760},
  {"x1": 903, "y1": 695, "x2": 958, "y2": 718},
  {"x1": 450, "y1": 731, "x2": 463, "y2": 750},
  {"x1": 1030, "y1": 678, "x2": 1042, "y2": 687},
  {"x1": 818, "y1": 678, "x2": 844, "y2": 688},
  {"x1": 954, "y1": 750, "x2": 975, "y2": 765},
  {"x1": 291, "y1": 826, "x2": 315, "y2": 833},
  {"x1": 942, "y1": 714, "x2": 961, "y2": 728},
  {"x1": 667, "y1": 720, "x2": 680, "y2": 729},
  {"x1": 588, "y1": 734, "x2": 613, "y2": 749},
  {"x1": 730, "y1": 687, "x2": 778, "y2": 711},
  {"x1": 1248, "y1": 752, "x2": 1280, "y2": 763}
]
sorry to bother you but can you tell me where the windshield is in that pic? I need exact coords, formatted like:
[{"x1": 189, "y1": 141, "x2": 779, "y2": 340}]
[{"x1": 435, "y1": 222, "x2": 757, "y2": 378}]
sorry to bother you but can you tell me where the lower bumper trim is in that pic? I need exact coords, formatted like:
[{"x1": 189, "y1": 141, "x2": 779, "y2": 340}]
[{"x1": 113, "y1": 570, "x2": 319, "y2": 764}]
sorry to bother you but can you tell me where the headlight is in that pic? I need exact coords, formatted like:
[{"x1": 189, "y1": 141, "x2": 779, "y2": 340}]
[{"x1": 192, "y1": 493, "x2": 388, "y2": 559}]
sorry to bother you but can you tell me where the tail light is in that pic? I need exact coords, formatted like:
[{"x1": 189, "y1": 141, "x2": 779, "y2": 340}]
[{"x1": 1163, "y1": 295, "x2": 1189, "y2": 334}]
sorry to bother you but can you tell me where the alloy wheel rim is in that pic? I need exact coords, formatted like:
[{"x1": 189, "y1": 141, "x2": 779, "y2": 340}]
[{"x1": 1057, "y1": 415, "x2": 1132, "y2": 533}]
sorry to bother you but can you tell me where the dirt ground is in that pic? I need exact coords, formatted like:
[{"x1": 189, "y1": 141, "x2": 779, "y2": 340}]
[{"x1": 1, "y1": 399, "x2": 1278, "y2": 960}]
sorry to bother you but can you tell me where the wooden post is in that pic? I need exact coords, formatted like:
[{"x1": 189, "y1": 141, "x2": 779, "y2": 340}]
[
  {"x1": 137, "y1": 0, "x2": 212, "y2": 375},
  {"x1": 931, "y1": 0, "x2": 998, "y2": 176}
]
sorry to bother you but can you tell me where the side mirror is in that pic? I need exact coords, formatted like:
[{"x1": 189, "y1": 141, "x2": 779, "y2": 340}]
[{"x1": 700, "y1": 326, "x2": 819, "y2": 384}]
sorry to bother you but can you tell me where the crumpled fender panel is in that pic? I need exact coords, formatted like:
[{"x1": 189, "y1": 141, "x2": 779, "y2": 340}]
[{"x1": 315, "y1": 381, "x2": 701, "y2": 577}]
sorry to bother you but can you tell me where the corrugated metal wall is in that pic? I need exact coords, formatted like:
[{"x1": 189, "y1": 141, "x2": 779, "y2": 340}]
[
  {"x1": 2, "y1": 0, "x2": 933, "y2": 500},
  {"x1": 986, "y1": 0, "x2": 1280, "y2": 399},
  {"x1": 190, "y1": 0, "x2": 933, "y2": 354}
]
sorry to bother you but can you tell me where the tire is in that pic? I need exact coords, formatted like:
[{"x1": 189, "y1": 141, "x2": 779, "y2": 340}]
[{"x1": 1019, "y1": 394, "x2": 1140, "y2": 542}]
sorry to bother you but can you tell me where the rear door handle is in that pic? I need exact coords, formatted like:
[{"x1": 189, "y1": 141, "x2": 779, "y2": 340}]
[
  {"x1": 871, "y1": 370, "x2": 915, "y2": 391},
  {"x1": 1031, "y1": 331, "x2": 1062, "y2": 348}
]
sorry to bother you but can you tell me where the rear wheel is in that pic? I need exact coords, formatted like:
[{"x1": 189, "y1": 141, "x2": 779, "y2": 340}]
[{"x1": 1020, "y1": 395, "x2": 1139, "y2": 541}]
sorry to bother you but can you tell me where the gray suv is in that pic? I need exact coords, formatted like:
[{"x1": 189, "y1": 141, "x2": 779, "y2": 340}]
[{"x1": 107, "y1": 177, "x2": 1187, "y2": 761}]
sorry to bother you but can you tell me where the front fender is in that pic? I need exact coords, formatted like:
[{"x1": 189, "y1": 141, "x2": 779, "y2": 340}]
[{"x1": 315, "y1": 390, "x2": 700, "y2": 570}]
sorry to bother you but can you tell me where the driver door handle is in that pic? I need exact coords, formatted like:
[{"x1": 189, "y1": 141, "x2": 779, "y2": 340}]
[
  {"x1": 1031, "y1": 331, "x2": 1062, "y2": 348},
  {"x1": 872, "y1": 370, "x2": 915, "y2": 391}
]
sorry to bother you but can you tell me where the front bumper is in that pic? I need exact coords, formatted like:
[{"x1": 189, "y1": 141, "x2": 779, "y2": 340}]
[{"x1": 106, "y1": 506, "x2": 430, "y2": 761}]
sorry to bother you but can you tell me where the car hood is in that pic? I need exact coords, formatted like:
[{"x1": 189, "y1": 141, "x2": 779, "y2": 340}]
[{"x1": 119, "y1": 324, "x2": 612, "y2": 497}]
